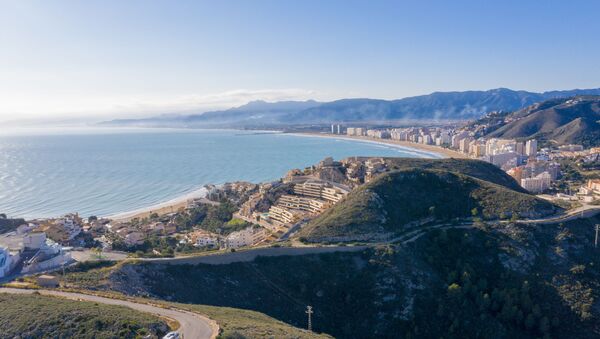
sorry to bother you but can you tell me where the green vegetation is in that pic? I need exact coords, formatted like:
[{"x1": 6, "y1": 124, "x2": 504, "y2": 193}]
[
  {"x1": 60, "y1": 215, "x2": 600, "y2": 338},
  {"x1": 0, "y1": 293, "x2": 168, "y2": 338},
  {"x1": 298, "y1": 168, "x2": 558, "y2": 242},
  {"x1": 166, "y1": 302, "x2": 330, "y2": 339},
  {"x1": 0, "y1": 216, "x2": 25, "y2": 234},
  {"x1": 172, "y1": 201, "x2": 242, "y2": 235},
  {"x1": 384, "y1": 157, "x2": 527, "y2": 192},
  {"x1": 111, "y1": 234, "x2": 178, "y2": 257}
]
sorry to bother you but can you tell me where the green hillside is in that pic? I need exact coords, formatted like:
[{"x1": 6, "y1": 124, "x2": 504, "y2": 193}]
[
  {"x1": 58, "y1": 217, "x2": 600, "y2": 338},
  {"x1": 0, "y1": 293, "x2": 168, "y2": 338},
  {"x1": 297, "y1": 168, "x2": 558, "y2": 242},
  {"x1": 383, "y1": 157, "x2": 527, "y2": 192},
  {"x1": 59, "y1": 261, "x2": 329, "y2": 339},
  {"x1": 486, "y1": 96, "x2": 600, "y2": 147}
]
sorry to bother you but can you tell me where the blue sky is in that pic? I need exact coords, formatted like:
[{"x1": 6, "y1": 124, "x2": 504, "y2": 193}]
[{"x1": 1, "y1": 0, "x2": 599, "y2": 121}]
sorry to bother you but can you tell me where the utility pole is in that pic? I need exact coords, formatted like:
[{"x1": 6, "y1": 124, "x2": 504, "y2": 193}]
[
  {"x1": 305, "y1": 306, "x2": 313, "y2": 331},
  {"x1": 595, "y1": 224, "x2": 599, "y2": 248}
]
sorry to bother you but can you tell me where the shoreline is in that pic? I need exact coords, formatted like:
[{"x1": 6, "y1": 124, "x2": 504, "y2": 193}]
[
  {"x1": 294, "y1": 132, "x2": 469, "y2": 159},
  {"x1": 103, "y1": 131, "x2": 465, "y2": 222},
  {"x1": 106, "y1": 187, "x2": 209, "y2": 222},
  {"x1": 106, "y1": 133, "x2": 465, "y2": 222}
]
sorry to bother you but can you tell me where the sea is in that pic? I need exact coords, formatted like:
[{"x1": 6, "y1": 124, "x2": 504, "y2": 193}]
[{"x1": 0, "y1": 127, "x2": 440, "y2": 219}]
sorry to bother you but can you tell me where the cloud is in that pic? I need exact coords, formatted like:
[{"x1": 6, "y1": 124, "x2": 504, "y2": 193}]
[
  {"x1": 0, "y1": 88, "x2": 319, "y2": 122},
  {"x1": 117, "y1": 88, "x2": 319, "y2": 115}
]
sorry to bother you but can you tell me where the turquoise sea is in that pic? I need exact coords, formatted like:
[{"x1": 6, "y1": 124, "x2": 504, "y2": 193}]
[{"x1": 0, "y1": 128, "x2": 440, "y2": 219}]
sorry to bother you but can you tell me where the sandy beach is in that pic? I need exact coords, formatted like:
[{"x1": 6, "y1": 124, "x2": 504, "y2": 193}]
[
  {"x1": 296, "y1": 132, "x2": 470, "y2": 159},
  {"x1": 107, "y1": 200, "x2": 190, "y2": 222},
  {"x1": 106, "y1": 187, "x2": 219, "y2": 222}
]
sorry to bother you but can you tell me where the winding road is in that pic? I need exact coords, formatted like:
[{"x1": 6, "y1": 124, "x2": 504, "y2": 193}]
[{"x1": 0, "y1": 287, "x2": 218, "y2": 339}]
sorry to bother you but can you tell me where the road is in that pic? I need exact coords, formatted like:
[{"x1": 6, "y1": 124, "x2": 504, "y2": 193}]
[
  {"x1": 518, "y1": 205, "x2": 600, "y2": 225},
  {"x1": 143, "y1": 245, "x2": 368, "y2": 265},
  {"x1": 0, "y1": 288, "x2": 218, "y2": 339},
  {"x1": 70, "y1": 249, "x2": 129, "y2": 262}
]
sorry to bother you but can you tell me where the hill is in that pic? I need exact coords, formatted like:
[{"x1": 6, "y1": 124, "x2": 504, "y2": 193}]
[
  {"x1": 297, "y1": 167, "x2": 558, "y2": 242},
  {"x1": 0, "y1": 293, "x2": 168, "y2": 338},
  {"x1": 57, "y1": 260, "x2": 329, "y2": 339},
  {"x1": 484, "y1": 96, "x2": 600, "y2": 147},
  {"x1": 383, "y1": 157, "x2": 527, "y2": 192},
  {"x1": 58, "y1": 216, "x2": 600, "y2": 338},
  {"x1": 101, "y1": 88, "x2": 600, "y2": 127}
]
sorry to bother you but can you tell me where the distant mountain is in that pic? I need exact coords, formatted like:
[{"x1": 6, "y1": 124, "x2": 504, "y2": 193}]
[
  {"x1": 288, "y1": 88, "x2": 600, "y2": 123},
  {"x1": 101, "y1": 100, "x2": 322, "y2": 128},
  {"x1": 484, "y1": 96, "x2": 600, "y2": 147},
  {"x1": 101, "y1": 88, "x2": 600, "y2": 127}
]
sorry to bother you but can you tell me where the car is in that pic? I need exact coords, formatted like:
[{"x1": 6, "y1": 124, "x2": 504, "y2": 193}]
[{"x1": 163, "y1": 332, "x2": 180, "y2": 339}]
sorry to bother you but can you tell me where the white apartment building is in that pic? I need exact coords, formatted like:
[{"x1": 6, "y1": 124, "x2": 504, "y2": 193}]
[
  {"x1": 23, "y1": 232, "x2": 46, "y2": 250},
  {"x1": 421, "y1": 134, "x2": 432, "y2": 145},
  {"x1": 459, "y1": 137, "x2": 474, "y2": 153},
  {"x1": 346, "y1": 127, "x2": 366, "y2": 136},
  {"x1": 521, "y1": 172, "x2": 551, "y2": 193},
  {"x1": 558, "y1": 144, "x2": 584, "y2": 152},
  {"x1": 225, "y1": 226, "x2": 267, "y2": 249},
  {"x1": 268, "y1": 205, "x2": 301, "y2": 224},
  {"x1": 277, "y1": 195, "x2": 329, "y2": 214},
  {"x1": 294, "y1": 180, "x2": 348, "y2": 203},
  {"x1": 469, "y1": 141, "x2": 486, "y2": 157},
  {"x1": 525, "y1": 139, "x2": 538, "y2": 157},
  {"x1": 484, "y1": 152, "x2": 519, "y2": 168}
]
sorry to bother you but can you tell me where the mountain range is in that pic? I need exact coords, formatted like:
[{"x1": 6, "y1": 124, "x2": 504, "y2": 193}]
[
  {"x1": 101, "y1": 87, "x2": 600, "y2": 128},
  {"x1": 479, "y1": 96, "x2": 600, "y2": 147}
]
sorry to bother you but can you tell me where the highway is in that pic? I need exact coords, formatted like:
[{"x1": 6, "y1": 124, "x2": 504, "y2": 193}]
[{"x1": 0, "y1": 288, "x2": 219, "y2": 339}]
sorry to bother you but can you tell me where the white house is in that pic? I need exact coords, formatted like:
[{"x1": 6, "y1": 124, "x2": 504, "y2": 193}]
[{"x1": 185, "y1": 230, "x2": 220, "y2": 248}]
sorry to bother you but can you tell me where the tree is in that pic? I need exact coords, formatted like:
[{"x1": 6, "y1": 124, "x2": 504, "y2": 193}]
[
  {"x1": 0, "y1": 213, "x2": 6, "y2": 219},
  {"x1": 447, "y1": 283, "x2": 462, "y2": 297},
  {"x1": 429, "y1": 206, "x2": 436, "y2": 217},
  {"x1": 88, "y1": 215, "x2": 98, "y2": 222},
  {"x1": 471, "y1": 208, "x2": 479, "y2": 217},
  {"x1": 92, "y1": 247, "x2": 103, "y2": 259},
  {"x1": 525, "y1": 314, "x2": 536, "y2": 330},
  {"x1": 539, "y1": 316, "x2": 550, "y2": 333}
]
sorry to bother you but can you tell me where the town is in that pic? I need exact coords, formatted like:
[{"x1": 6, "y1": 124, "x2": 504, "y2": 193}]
[
  {"x1": 332, "y1": 119, "x2": 600, "y2": 197},
  {"x1": 0, "y1": 155, "x2": 392, "y2": 280},
  {"x1": 4, "y1": 119, "x2": 600, "y2": 282},
  {"x1": 5, "y1": 115, "x2": 600, "y2": 283}
]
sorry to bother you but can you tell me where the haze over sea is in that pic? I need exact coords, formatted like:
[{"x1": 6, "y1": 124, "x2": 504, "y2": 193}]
[{"x1": 0, "y1": 128, "x2": 439, "y2": 219}]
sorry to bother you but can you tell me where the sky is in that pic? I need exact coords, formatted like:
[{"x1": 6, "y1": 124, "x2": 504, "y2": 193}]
[{"x1": 1, "y1": 0, "x2": 600, "y2": 123}]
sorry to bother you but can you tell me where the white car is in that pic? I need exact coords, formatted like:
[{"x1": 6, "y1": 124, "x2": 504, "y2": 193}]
[{"x1": 163, "y1": 332, "x2": 180, "y2": 339}]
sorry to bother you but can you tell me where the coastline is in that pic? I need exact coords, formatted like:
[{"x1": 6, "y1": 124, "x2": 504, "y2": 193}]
[
  {"x1": 103, "y1": 131, "x2": 466, "y2": 222},
  {"x1": 106, "y1": 187, "x2": 209, "y2": 222},
  {"x1": 293, "y1": 132, "x2": 470, "y2": 159}
]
